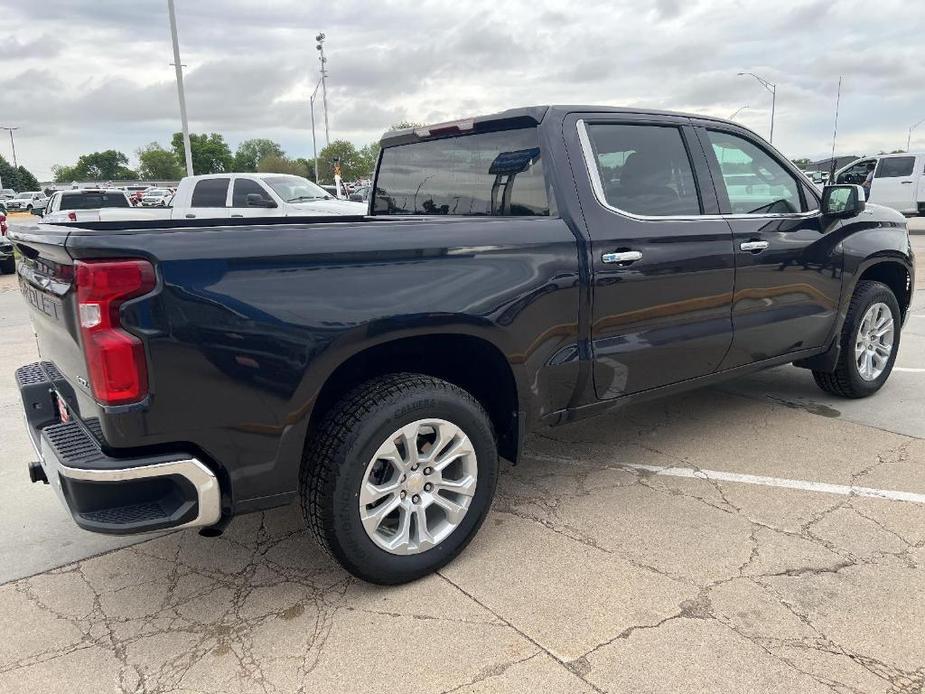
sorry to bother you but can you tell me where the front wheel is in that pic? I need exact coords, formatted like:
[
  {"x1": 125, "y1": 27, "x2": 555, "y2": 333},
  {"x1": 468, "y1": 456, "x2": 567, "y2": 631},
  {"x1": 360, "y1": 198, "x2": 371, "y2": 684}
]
[
  {"x1": 813, "y1": 280, "x2": 901, "y2": 398},
  {"x1": 301, "y1": 373, "x2": 498, "y2": 584}
]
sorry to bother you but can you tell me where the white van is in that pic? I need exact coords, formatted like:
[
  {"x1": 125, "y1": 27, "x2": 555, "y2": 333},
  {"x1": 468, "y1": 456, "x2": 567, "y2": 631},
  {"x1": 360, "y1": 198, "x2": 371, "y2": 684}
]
[{"x1": 833, "y1": 152, "x2": 925, "y2": 215}]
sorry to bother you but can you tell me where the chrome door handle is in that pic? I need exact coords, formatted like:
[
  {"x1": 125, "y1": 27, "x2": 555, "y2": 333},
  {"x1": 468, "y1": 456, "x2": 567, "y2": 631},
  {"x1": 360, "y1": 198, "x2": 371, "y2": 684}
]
[
  {"x1": 602, "y1": 250, "x2": 642, "y2": 264},
  {"x1": 740, "y1": 241, "x2": 769, "y2": 252}
]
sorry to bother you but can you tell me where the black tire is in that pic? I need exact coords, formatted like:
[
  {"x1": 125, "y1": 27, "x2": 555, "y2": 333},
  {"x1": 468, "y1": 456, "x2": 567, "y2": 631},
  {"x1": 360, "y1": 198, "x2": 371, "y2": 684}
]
[
  {"x1": 300, "y1": 373, "x2": 498, "y2": 585},
  {"x1": 813, "y1": 280, "x2": 901, "y2": 398},
  {"x1": 0, "y1": 257, "x2": 14, "y2": 274}
]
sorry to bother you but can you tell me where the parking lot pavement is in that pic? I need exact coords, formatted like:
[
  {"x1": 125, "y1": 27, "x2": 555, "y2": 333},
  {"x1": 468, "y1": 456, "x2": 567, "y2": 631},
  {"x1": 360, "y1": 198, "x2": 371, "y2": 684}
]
[{"x1": 1, "y1": 237, "x2": 924, "y2": 692}]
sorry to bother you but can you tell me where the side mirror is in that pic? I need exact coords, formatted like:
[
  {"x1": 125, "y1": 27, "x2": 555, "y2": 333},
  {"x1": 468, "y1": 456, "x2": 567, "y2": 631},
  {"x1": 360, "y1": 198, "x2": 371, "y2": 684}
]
[
  {"x1": 822, "y1": 184, "x2": 866, "y2": 218},
  {"x1": 245, "y1": 193, "x2": 276, "y2": 208}
]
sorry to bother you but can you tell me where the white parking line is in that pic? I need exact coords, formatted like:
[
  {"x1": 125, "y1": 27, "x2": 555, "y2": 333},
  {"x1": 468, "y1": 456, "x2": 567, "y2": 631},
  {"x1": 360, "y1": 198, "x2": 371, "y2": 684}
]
[
  {"x1": 620, "y1": 463, "x2": 925, "y2": 504},
  {"x1": 894, "y1": 367, "x2": 925, "y2": 373}
]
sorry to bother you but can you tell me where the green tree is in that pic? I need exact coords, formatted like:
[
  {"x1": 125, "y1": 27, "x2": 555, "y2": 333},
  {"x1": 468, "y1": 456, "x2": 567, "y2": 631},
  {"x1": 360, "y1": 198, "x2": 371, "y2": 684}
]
[
  {"x1": 0, "y1": 156, "x2": 41, "y2": 190},
  {"x1": 137, "y1": 142, "x2": 184, "y2": 180},
  {"x1": 389, "y1": 120, "x2": 424, "y2": 130},
  {"x1": 791, "y1": 158, "x2": 812, "y2": 169},
  {"x1": 70, "y1": 150, "x2": 137, "y2": 180},
  {"x1": 255, "y1": 153, "x2": 304, "y2": 175},
  {"x1": 357, "y1": 142, "x2": 380, "y2": 178},
  {"x1": 316, "y1": 140, "x2": 365, "y2": 182},
  {"x1": 170, "y1": 132, "x2": 233, "y2": 175},
  {"x1": 234, "y1": 139, "x2": 285, "y2": 172},
  {"x1": 51, "y1": 164, "x2": 79, "y2": 183}
]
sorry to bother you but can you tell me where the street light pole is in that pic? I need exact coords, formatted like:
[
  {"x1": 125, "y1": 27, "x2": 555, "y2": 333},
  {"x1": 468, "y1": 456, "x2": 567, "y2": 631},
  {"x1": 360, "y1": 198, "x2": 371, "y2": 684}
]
[
  {"x1": 907, "y1": 118, "x2": 925, "y2": 152},
  {"x1": 738, "y1": 72, "x2": 777, "y2": 143},
  {"x1": 316, "y1": 33, "x2": 330, "y2": 147},
  {"x1": 0, "y1": 127, "x2": 19, "y2": 168},
  {"x1": 728, "y1": 105, "x2": 749, "y2": 120},
  {"x1": 309, "y1": 77, "x2": 323, "y2": 183},
  {"x1": 167, "y1": 0, "x2": 194, "y2": 176}
]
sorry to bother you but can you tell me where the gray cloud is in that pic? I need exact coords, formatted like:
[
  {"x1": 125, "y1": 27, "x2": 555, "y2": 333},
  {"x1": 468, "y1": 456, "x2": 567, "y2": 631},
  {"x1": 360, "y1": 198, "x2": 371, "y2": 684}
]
[{"x1": 1, "y1": 0, "x2": 923, "y2": 179}]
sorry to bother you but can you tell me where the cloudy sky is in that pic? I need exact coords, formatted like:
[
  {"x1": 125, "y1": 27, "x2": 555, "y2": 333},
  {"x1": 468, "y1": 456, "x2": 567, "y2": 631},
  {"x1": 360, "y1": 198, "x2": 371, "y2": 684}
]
[{"x1": 2, "y1": 0, "x2": 923, "y2": 180}]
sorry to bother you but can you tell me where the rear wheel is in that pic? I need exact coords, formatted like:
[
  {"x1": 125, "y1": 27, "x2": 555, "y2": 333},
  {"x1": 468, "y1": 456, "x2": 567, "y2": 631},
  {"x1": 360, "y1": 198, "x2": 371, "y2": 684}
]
[
  {"x1": 813, "y1": 280, "x2": 901, "y2": 398},
  {"x1": 300, "y1": 373, "x2": 498, "y2": 584}
]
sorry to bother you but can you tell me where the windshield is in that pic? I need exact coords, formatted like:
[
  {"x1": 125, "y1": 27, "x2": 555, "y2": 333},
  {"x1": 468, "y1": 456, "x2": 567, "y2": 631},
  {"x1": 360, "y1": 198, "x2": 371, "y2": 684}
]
[{"x1": 262, "y1": 175, "x2": 330, "y2": 202}]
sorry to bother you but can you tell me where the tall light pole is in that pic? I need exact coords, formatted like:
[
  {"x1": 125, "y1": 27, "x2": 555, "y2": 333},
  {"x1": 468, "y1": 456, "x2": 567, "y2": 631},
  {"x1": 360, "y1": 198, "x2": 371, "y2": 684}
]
[
  {"x1": 907, "y1": 118, "x2": 925, "y2": 152},
  {"x1": 0, "y1": 126, "x2": 19, "y2": 168},
  {"x1": 738, "y1": 72, "x2": 776, "y2": 143},
  {"x1": 315, "y1": 33, "x2": 330, "y2": 147},
  {"x1": 167, "y1": 0, "x2": 194, "y2": 176},
  {"x1": 309, "y1": 76, "x2": 323, "y2": 183},
  {"x1": 728, "y1": 105, "x2": 749, "y2": 121}
]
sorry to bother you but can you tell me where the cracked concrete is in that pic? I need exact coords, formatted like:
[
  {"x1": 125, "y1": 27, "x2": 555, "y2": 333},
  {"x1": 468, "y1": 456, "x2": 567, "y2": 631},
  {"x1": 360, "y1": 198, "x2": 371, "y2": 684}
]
[{"x1": 1, "y1": 250, "x2": 925, "y2": 692}]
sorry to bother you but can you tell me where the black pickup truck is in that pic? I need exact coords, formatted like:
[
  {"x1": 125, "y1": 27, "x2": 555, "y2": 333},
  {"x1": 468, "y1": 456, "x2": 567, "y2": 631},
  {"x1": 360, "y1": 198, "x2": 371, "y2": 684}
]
[{"x1": 12, "y1": 106, "x2": 914, "y2": 584}]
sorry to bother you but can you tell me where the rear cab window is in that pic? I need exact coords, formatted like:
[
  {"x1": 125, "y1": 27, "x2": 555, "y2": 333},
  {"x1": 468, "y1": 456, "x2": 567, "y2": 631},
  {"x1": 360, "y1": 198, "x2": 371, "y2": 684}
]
[
  {"x1": 60, "y1": 193, "x2": 130, "y2": 210},
  {"x1": 373, "y1": 128, "x2": 549, "y2": 216},
  {"x1": 581, "y1": 122, "x2": 702, "y2": 217},
  {"x1": 191, "y1": 179, "x2": 230, "y2": 207}
]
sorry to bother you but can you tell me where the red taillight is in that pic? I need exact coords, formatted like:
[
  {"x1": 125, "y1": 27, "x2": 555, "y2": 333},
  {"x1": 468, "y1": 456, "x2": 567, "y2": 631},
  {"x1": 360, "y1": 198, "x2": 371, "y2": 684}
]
[
  {"x1": 67, "y1": 211, "x2": 77, "y2": 222},
  {"x1": 75, "y1": 259, "x2": 156, "y2": 405}
]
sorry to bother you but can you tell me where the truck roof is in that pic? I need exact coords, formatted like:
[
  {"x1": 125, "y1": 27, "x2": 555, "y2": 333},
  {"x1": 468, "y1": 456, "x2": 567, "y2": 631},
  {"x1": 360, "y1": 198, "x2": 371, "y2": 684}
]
[{"x1": 380, "y1": 105, "x2": 749, "y2": 147}]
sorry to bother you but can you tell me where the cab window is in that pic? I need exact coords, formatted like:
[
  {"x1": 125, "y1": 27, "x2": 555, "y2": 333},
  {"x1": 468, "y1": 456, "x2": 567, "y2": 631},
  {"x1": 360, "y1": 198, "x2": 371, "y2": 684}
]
[
  {"x1": 191, "y1": 179, "x2": 230, "y2": 207},
  {"x1": 706, "y1": 130, "x2": 803, "y2": 214},
  {"x1": 875, "y1": 156, "x2": 915, "y2": 178}
]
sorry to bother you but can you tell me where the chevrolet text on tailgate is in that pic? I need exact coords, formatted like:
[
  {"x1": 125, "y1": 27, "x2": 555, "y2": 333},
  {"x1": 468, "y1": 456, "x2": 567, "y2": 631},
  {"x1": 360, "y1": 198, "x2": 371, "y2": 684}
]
[{"x1": 11, "y1": 106, "x2": 914, "y2": 584}]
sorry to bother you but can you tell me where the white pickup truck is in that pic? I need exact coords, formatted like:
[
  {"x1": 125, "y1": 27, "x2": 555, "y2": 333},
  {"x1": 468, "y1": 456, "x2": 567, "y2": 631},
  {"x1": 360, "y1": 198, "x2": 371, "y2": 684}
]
[
  {"x1": 834, "y1": 152, "x2": 925, "y2": 215},
  {"x1": 76, "y1": 173, "x2": 365, "y2": 222},
  {"x1": 40, "y1": 189, "x2": 133, "y2": 223}
]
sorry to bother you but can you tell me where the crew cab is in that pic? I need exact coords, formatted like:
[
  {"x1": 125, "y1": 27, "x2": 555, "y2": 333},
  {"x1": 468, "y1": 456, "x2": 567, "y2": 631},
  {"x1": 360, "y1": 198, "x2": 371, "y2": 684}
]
[
  {"x1": 11, "y1": 106, "x2": 914, "y2": 584},
  {"x1": 834, "y1": 152, "x2": 925, "y2": 215},
  {"x1": 6, "y1": 190, "x2": 47, "y2": 211},
  {"x1": 39, "y1": 188, "x2": 133, "y2": 224},
  {"x1": 84, "y1": 173, "x2": 365, "y2": 222}
]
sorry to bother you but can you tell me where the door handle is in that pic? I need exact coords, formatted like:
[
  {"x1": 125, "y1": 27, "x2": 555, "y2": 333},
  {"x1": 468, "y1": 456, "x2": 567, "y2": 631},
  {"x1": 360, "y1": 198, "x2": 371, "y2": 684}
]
[
  {"x1": 185, "y1": 213, "x2": 196, "y2": 219},
  {"x1": 231, "y1": 214, "x2": 243, "y2": 218},
  {"x1": 901, "y1": 180, "x2": 913, "y2": 184},
  {"x1": 740, "y1": 240, "x2": 769, "y2": 252},
  {"x1": 602, "y1": 250, "x2": 642, "y2": 264}
]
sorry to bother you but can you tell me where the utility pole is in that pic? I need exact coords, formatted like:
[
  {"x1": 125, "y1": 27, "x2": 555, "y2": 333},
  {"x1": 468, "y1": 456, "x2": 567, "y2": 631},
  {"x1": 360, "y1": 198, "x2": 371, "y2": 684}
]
[
  {"x1": 829, "y1": 76, "x2": 843, "y2": 179},
  {"x1": 316, "y1": 33, "x2": 330, "y2": 147},
  {"x1": 0, "y1": 127, "x2": 18, "y2": 168},
  {"x1": 728, "y1": 105, "x2": 749, "y2": 121},
  {"x1": 738, "y1": 72, "x2": 776, "y2": 143},
  {"x1": 167, "y1": 0, "x2": 194, "y2": 176}
]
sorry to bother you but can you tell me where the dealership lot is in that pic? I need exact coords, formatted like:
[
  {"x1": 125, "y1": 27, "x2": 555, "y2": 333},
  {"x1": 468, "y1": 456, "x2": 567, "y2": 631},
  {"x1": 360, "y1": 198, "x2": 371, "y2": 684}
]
[{"x1": 0, "y1": 228, "x2": 923, "y2": 693}]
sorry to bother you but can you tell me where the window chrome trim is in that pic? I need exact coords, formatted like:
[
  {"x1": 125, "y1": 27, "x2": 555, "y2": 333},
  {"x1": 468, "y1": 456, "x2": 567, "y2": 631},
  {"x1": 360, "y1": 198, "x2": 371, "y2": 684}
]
[{"x1": 575, "y1": 119, "x2": 819, "y2": 223}]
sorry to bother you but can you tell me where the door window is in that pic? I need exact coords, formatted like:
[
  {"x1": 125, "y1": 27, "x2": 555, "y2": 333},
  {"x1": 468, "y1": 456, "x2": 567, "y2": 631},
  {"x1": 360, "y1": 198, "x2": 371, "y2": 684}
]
[
  {"x1": 875, "y1": 156, "x2": 915, "y2": 178},
  {"x1": 706, "y1": 130, "x2": 803, "y2": 215},
  {"x1": 232, "y1": 178, "x2": 275, "y2": 207},
  {"x1": 836, "y1": 160, "x2": 876, "y2": 185},
  {"x1": 190, "y1": 179, "x2": 230, "y2": 207},
  {"x1": 583, "y1": 123, "x2": 701, "y2": 216}
]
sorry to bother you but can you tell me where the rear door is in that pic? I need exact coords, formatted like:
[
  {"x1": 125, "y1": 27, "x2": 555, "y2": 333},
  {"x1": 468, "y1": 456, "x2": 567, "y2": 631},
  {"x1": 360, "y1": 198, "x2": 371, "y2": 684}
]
[
  {"x1": 567, "y1": 113, "x2": 736, "y2": 399},
  {"x1": 695, "y1": 123, "x2": 842, "y2": 367},
  {"x1": 184, "y1": 178, "x2": 230, "y2": 219},
  {"x1": 870, "y1": 155, "x2": 917, "y2": 212}
]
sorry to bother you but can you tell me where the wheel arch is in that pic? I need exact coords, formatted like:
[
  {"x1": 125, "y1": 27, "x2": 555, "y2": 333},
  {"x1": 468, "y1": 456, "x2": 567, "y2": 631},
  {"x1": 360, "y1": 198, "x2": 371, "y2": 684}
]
[{"x1": 307, "y1": 332, "x2": 524, "y2": 463}]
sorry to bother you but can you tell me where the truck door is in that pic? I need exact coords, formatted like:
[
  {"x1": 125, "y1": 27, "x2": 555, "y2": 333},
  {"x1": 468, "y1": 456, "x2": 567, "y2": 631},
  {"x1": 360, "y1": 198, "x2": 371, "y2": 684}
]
[
  {"x1": 230, "y1": 177, "x2": 281, "y2": 218},
  {"x1": 870, "y1": 155, "x2": 917, "y2": 213},
  {"x1": 694, "y1": 123, "x2": 842, "y2": 367},
  {"x1": 566, "y1": 114, "x2": 736, "y2": 399}
]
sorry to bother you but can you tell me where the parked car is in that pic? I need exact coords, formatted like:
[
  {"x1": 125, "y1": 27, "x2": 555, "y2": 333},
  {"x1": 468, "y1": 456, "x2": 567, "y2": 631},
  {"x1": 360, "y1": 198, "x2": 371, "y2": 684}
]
[
  {"x1": 140, "y1": 188, "x2": 173, "y2": 207},
  {"x1": 348, "y1": 184, "x2": 370, "y2": 203},
  {"x1": 123, "y1": 185, "x2": 151, "y2": 205},
  {"x1": 5, "y1": 191, "x2": 48, "y2": 211},
  {"x1": 54, "y1": 173, "x2": 366, "y2": 222},
  {"x1": 39, "y1": 189, "x2": 133, "y2": 224},
  {"x1": 0, "y1": 188, "x2": 17, "y2": 201},
  {"x1": 13, "y1": 106, "x2": 914, "y2": 585},
  {"x1": 834, "y1": 152, "x2": 925, "y2": 215},
  {"x1": 0, "y1": 208, "x2": 11, "y2": 273}
]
